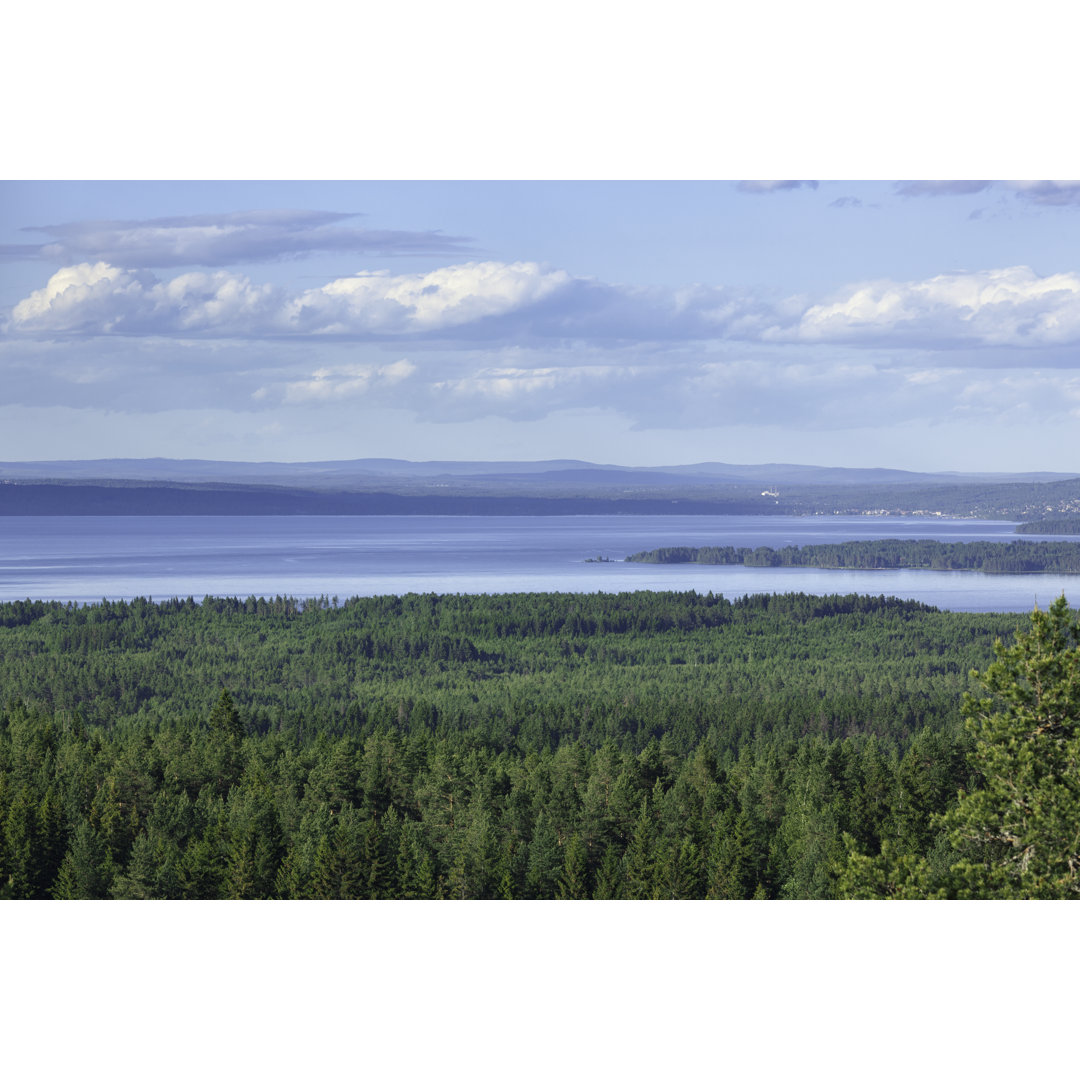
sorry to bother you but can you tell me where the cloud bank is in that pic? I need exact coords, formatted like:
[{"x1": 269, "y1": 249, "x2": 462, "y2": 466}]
[
  {"x1": 10, "y1": 260, "x2": 1080, "y2": 352},
  {"x1": 0, "y1": 210, "x2": 473, "y2": 267}
]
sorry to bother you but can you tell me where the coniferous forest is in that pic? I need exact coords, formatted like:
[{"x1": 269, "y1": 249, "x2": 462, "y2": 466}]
[
  {"x1": 626, "y1": 538, "x2": 1080, "y2": 572},
  {"x1": 2, "y1": 589, "x2": 1077, "y2": 899}
]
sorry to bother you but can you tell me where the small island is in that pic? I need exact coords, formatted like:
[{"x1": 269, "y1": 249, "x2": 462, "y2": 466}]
[{"x1": 624, "y1": 538, "x2": 1080, "y2": 573}]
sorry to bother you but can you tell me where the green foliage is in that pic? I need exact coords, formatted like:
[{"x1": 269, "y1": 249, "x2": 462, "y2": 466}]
[
  {"x1": 627, "y1": 539, "x2": 1080, "y2": 574},
  {"x1": 839, "y1": 596, "x2": 1080, "y2": 899},
  {"x1": 942, "y1": 596, "x2": 1080, "y2": 897},
  {"x1": 1015, "y1": 517, "x2": 1080, "y2": 536},
  {"x1": 2, "y1": 589, "x2": 1068, "y2": 900}
]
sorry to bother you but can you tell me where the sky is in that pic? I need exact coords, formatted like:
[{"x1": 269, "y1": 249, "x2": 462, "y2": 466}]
[{"x1": 2, "y1": 178, "x2": 1079, "y2": 471}]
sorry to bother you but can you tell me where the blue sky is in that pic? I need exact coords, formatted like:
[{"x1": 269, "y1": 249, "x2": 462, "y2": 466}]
[{"x1": 2, "y1": 179, "x2": 1079, "y2": 471}]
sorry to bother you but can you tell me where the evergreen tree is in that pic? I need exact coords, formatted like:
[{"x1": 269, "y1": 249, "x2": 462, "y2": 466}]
[
  {"x1": 495, "y1": 839, "x2": 522, "y2": 900},
  {"x1": 592, "y1": 844, "x2": 624, "y2": 900},
  {"x1": 623, "y1": 801, "x2": 656, "y2": 899},
  {"x1": 52, "y1": 821, "x2": 110, "y2": 900},
  {"x1": 3, "y1": 786, "x2": 38, "y2": 899},
  {"x1": 943, "y1": 596, "x2": 1080, "y2": 898},
  {"x1": 207, "y1": 690, "x2": 245, "y2": 797},
  {"x1": 525, "y1": 812, "x2": 562, "y2": 899},
  {"x1": 208, "y1": 689, "x2": 244, "y2": 741},
  {"x1": 840, "y1": 597, "x2": 1080, "y2": 899},
  {"x1": 274, "y1": 843, "x2": 315, "y2": 900},
  {"x1": 556, "y1": 832, "x2": 590, "y2": 900}
]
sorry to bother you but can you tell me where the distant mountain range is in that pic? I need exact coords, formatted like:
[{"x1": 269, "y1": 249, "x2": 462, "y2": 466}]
[
  {"x1": 2, "y1": 458, "x2": 1078, "y2": 519},
  {"x1": 0, "y1": 457, "x2": 1074, "y2": 488}
]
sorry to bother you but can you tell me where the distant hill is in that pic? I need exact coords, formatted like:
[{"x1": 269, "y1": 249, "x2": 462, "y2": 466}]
[
  {"x1": 0, "y1": 456, "x2": 1074, "y2": 489},
  {"x1": 2, "y1": 458, "x2": 1079, "y2": 518},
  {"x1": 0, "y1": 482, "x2": 778, "y2": 517}
]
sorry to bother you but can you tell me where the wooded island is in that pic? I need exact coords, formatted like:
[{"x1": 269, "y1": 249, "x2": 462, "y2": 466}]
[{"x1": 625, "y1": 538, "x2": 1080, "y2": 573}]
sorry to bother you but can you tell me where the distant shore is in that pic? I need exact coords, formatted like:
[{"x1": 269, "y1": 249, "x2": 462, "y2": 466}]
[{"x1": 625, "y1": 539, "x2": 1080, "y2": 574}]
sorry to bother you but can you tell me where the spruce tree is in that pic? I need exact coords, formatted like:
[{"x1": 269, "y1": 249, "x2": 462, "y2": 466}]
[
  {"x1": 556, "y1": 833, "x2": 589, "y2": 900},
  {"x1": 525, "y1": 812, "x2": 562, "y2": 899},
  {"x1": 943, "y1": 595, "x2": 1080, "y2": 898},
  {"x1": 839, "y1": 597, "x2": 1080, "y2": 899}
]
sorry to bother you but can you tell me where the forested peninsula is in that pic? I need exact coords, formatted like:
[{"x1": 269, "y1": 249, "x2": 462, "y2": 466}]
[
  {"x1": 1015, "y1": 517, "x2": 1080, "y2": 535},
  {"x1": 3, "y1": 590, "x2": 1077, "y2": 899},
  {"x1": 626, "y1": 539, "x2": 1080, "y2": 573}
]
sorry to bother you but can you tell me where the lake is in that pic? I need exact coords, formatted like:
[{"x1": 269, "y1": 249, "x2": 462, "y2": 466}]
[{"x1": 0, "y1": 514, "x2": 1077, "y2": 612}]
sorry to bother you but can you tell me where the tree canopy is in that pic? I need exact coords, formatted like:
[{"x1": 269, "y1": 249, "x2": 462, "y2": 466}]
[{"x1": 839, "y1": 595, "x2": 1080, "y2": 898}]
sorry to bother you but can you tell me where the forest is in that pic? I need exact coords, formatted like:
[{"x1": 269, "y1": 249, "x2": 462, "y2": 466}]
[
  {"x1": 1015, "y1": 517, "x2": 1080, "y2": 535},
  {"x1": 626, "y1": 539, "x2": 1080, "y2": 573},
  {"x1": 1, "y1": 590, "x2": 1076, "y2": 899}
]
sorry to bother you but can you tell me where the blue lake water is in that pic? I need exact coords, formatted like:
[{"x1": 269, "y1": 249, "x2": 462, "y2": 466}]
[{"x1": 0, "y1": 514, "x2": 1077, "y2": 612}]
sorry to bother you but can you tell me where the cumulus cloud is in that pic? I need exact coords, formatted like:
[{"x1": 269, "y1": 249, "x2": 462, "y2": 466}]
[
  {"x1": 283, "y1": 262, "x2": 575, "y2": 335},
  {"x1": 7, "y1": 259, "x2": 790, "y2": 344},
  {"x1": 737, "y1": 180, "x2": 818, "y2": 193},
  {"x1": 11, "y1": 262, "x2": 283, "y2": 334},
  {"x1": 0, "y1": 209, "x2": 472, "y2": 267},
  {"x1": 777, "y1": 266, "x2": 1080, "y2": 349},
  {"x1": 9, "y1": 260, "x2": 1080, "y2": 354}
]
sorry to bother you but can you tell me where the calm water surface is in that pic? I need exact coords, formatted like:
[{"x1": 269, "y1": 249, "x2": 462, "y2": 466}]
[{"x1": 0, "y1": 515, "x2": 1077, "y2": 612}]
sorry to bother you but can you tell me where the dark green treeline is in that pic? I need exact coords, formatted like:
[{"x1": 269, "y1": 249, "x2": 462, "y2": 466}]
[
  {"x1": 0, "y1": 591, "x2": 1026, "y2": 899},
  {"x1": 626, "y1": 538, "x2": 1080, "y2": 572}
]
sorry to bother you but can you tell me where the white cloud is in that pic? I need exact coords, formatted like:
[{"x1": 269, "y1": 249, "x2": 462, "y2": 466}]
[
  {"x1": 283, "y1": 262, "x2": 574, "y2": 334},
  {"x1": 9, "y1": 260, "x2": 573, "y2": 339},
  {"x1": 779, "y1": 266, "x2": 1080, "y2": 348},
  {"x1": 11, "y1": 262, "x2": 281, "y2": 334},
  {"x1": 13, "y1": 262, "x2": 136, "y2": 328},
  {"x1": 9, "y1": 260, "x2": 1080, "y2": 355}
]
